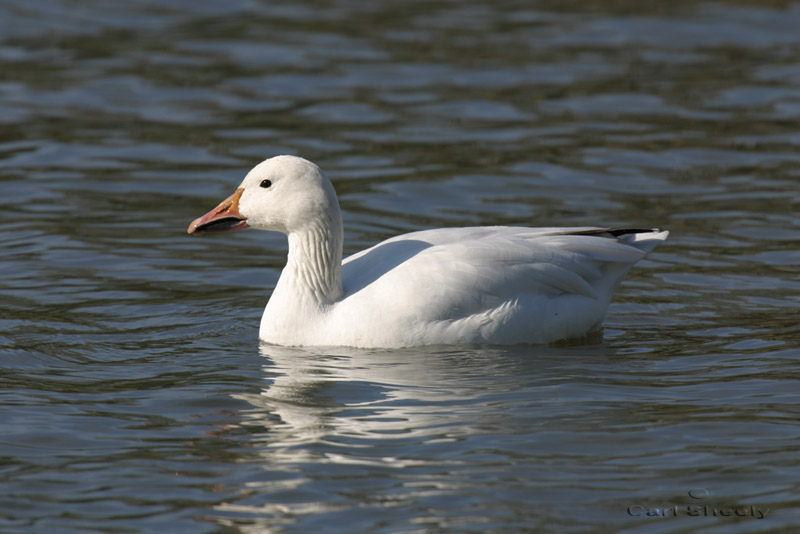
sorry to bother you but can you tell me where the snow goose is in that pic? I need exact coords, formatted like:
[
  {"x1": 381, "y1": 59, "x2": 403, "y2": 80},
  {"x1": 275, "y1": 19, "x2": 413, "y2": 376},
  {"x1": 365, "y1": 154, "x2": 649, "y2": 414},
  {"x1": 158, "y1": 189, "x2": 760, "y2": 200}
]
[{"x1": 188, "y1": 155, "x2": 667, "y2": 347}]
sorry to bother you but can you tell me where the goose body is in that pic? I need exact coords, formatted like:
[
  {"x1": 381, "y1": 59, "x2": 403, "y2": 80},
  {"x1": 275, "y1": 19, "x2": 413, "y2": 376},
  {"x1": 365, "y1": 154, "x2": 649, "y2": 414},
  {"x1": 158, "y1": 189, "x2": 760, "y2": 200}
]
[{"x1": 188, "y1": 156, "x2": 667, "y2": 348}]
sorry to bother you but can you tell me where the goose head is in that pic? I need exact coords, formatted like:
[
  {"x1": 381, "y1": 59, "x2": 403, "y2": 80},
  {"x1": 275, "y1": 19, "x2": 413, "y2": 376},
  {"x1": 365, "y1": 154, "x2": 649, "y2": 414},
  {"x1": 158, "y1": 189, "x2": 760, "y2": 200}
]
[{"x1": 188, "y1": 155, "x2": 341, "y2": 236}]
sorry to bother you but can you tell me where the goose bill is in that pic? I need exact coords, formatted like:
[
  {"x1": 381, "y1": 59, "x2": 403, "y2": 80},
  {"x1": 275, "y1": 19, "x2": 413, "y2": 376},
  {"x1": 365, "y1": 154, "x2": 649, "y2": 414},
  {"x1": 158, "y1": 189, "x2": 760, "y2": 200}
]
[{"x1": 187, "y1": 188, "x2": 249, "y2": 235}]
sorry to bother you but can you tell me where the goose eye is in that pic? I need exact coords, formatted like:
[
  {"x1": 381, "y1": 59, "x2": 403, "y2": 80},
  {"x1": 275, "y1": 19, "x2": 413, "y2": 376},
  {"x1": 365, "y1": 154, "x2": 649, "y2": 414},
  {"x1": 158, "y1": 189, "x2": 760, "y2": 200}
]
[{"x1": 260, "y1": 179, "x2": 272, "y2": 189}]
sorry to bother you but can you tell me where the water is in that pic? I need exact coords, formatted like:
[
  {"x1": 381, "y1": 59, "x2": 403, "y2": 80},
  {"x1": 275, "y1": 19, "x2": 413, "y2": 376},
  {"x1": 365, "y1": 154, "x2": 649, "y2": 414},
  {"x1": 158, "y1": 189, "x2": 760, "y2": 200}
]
[{"x1": 2, "y1": 1, "x2": 799, "y2": 532}]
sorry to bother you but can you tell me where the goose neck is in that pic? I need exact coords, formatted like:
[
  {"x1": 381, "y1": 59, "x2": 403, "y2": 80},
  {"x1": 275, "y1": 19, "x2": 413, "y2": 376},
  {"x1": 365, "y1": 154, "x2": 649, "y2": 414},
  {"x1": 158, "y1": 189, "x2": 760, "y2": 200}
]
[{"x1": 284, "y1": 220, "x2": 343, "y2": 305}]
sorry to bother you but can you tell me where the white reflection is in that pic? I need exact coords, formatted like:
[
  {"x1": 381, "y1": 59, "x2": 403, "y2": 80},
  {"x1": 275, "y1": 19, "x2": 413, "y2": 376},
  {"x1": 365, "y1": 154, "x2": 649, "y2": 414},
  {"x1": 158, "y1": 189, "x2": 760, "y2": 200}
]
[
  {"x1": 233, "y1": 342, "x2": 609, "y2": 455},
  {"x1": 218, "y1": 342, "x2": 609, "y2": 530}
]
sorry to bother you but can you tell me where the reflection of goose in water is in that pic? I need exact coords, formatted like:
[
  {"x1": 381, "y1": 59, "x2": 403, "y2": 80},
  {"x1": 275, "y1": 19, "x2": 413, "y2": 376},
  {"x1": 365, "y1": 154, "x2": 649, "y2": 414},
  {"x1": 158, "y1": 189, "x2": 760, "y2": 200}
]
[
  {"x1": 234, "y1": 345, "x2": 478, "y2": 456},
  {"x1": 231, "y1": 344, "x2": 611, "y2": 463},
  {"x1": 217, "y1": 344, "x2": 620, "y2": 527},
  {"x1": 189, "y1": 156, "x2": 667, "y2": 348}
]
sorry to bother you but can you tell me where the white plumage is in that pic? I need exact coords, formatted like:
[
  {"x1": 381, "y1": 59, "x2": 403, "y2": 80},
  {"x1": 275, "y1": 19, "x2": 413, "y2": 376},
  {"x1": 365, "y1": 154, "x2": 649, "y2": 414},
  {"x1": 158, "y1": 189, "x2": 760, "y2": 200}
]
[{"x1": 188, "y1": 155, "x2": 667, "y2": 348}]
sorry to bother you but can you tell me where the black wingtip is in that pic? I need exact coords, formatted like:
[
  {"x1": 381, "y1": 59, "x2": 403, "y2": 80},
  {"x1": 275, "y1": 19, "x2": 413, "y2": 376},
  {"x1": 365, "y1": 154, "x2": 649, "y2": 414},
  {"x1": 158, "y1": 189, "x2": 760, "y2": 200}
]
[{"x1": 567, "y1": 227, "x2": 660, "y2": 238}]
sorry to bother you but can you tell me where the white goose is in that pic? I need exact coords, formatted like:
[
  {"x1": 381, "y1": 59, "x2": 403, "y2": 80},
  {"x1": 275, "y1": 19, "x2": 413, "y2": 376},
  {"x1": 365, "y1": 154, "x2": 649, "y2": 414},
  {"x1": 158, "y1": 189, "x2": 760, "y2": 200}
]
[{"x1": 188, "y1": 155, "x2": 667, "y2": 348}]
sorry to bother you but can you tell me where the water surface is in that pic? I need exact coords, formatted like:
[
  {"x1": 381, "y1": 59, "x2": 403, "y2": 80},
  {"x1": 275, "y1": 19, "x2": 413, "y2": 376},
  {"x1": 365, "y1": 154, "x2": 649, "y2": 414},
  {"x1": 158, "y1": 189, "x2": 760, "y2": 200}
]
[{"x1": 1, "y1": 1, "x2": 799, "y2": 532}]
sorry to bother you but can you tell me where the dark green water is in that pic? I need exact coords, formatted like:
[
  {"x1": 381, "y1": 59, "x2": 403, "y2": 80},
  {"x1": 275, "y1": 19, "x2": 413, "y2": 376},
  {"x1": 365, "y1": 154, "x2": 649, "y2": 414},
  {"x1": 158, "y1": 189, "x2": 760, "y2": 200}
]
[{"x1": 1, "y1": 1, "x2": 799, "y2": 532}]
